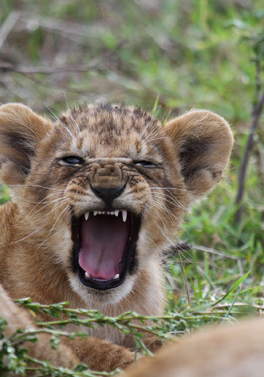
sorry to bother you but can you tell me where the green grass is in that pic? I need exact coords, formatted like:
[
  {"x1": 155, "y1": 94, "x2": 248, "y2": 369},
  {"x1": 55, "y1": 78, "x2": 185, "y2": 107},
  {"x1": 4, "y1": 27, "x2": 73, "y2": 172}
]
[{"x1": 1, "y1": 0, "x2": 264, "y2": 375}]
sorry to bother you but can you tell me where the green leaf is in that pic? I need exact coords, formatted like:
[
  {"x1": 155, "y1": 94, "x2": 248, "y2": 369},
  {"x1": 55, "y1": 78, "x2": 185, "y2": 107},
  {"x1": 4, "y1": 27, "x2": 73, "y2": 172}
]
[{"x1": 211, "y1": 271, "x2": 250, "y2": 306}]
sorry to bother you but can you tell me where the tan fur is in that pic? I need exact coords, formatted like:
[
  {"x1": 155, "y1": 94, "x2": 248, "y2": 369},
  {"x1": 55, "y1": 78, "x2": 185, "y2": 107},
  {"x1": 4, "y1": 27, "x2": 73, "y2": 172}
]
[
  {"x1": 0, "y1": 283, "x2": 79, "y2": 375},
  {"x1": 124, "y1": 318, "x2": 264, "y2": 377},
  {"x1": 0, "y1": 103, "x2": 233, "y2": 370}
]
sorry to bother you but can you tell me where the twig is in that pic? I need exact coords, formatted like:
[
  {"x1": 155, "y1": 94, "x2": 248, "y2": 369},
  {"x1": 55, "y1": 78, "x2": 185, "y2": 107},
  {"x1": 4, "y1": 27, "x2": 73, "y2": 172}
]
[
  {"x1": 0, "y1": 39, "x2": 126, "y2": 75},
  {"x1": 0, "y1": 64, "x2": 99, "y2": 74},
  {"x1": 24, "y1": 356, "x2": 119, "y2": 376},
  {"x1": 18, "y1": 14, "x2": 105, "y2": 39},
  {"x1": 0, "y1": 11, "x2": 21, "y2": 50},
  {"x1": 235, "y1": 89, "x2": 264, "y2": 223}
]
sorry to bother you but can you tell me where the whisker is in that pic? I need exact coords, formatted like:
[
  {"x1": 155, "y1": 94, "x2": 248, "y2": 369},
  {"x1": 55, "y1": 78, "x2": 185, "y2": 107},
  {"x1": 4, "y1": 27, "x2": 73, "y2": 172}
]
[
  {"x1": 144, "y1": 126, "x2": 161, "y2": 143},
  {"x1": 44, "y1": 102, "x2": 76, "y2": 140},
  {"x1": 25, "y1": 197, "x2": 69, "y2": 220},
  {"x1": 9, "y1": 184, "x2": 65, "y2": 192},
  {"x1": 63, "y1": 92, "x2": 81, "y2": 134},
  {"x1": 11, "y1": 198, "x2": 69, "y2": 245},
  {"x1": 37, "y1": 204, "x2": 70, "y2": 251},
  {"x1": 144, "y1": 128, "x2": 164, "y2": 143},
  {"x1": 23, "y1": 193, "x2": 65, "y2": 220},
  {"x1": 141, "y1": 117, "x2": 157, "y2": 136},
  {"x1": 150, "y1": 188, "x2": 188, "y2": 211},
  {"x1": 150, "y1": 186, "x2": 188, "y2": 192}
]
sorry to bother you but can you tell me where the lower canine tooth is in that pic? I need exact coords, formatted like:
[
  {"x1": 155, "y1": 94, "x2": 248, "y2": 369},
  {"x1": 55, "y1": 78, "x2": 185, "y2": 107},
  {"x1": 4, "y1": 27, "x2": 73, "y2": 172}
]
[
  {"x1": 113, "y1": 274, "x2": 120, "y2": 280},
  {"x1": 85, "y1": 272, "x2": 90, "y2": 279}
]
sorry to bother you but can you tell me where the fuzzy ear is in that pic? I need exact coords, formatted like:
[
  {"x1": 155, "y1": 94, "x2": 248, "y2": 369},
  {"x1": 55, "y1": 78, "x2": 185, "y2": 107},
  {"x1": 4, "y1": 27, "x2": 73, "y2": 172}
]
[
  {"x1": 0, "y1": 103, "x2": 52, "y2": 185},
  {"x1": 164, "y1": 110, "x2": 233, "y2": 199}
]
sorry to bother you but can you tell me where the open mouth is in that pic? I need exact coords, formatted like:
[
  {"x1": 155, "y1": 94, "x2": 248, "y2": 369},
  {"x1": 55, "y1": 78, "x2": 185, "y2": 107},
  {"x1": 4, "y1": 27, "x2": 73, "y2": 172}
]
[{"x1": 71, "y1": 210, "x2": 141, "y2": 291}]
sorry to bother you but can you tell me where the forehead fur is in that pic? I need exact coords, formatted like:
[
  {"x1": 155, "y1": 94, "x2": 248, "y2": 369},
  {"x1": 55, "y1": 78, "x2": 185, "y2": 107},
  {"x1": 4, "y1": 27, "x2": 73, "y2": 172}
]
[
  {"x1": 66, "y1": 103, "x2": 160, "y2": 133},
  {"x1": 57, "y1": 103, "x2": 162, "y2": 159}
]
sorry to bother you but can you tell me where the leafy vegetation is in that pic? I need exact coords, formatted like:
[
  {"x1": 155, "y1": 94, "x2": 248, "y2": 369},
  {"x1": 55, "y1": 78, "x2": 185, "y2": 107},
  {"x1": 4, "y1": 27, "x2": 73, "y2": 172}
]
[{"x1": 1, "y1": 0, "x2": 264, "y2": 375}]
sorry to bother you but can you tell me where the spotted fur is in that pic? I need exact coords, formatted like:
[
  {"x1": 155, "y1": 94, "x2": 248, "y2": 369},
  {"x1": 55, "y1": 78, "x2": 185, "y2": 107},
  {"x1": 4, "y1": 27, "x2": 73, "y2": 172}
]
[{"x1": 0, "y1": 103, "x2": 233, "y2": 371}]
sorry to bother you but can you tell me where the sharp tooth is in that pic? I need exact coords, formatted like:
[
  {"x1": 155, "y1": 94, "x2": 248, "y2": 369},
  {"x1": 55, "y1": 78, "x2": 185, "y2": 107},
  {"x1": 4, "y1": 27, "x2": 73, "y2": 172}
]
[
  {"x1": 113, "y1": 273, "x2": 120, "y2": 280},
  {"x1": 93, "y1": 211, "x2": 98, "y2": 216},
  {"x1": 115, "y1": 210, "x2": 119, "y2": 217},
  {"x1": 84, "y1": 212, "x2": 89, "y2": 221},
  {"x1": 122, "y1": 210, "x2": 127, "y2": 222},
  {"x1": 85, "y1": 272, "x2": 90, "y2": 279}
]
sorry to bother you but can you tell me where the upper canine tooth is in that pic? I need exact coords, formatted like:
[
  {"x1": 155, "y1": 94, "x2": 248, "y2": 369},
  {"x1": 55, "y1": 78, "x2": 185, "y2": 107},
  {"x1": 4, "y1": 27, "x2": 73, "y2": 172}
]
[
  {"x1": 115, "y1": 210, "x2": 119, "y2": 217},
  {"x1": 84, "y1": 212, "x2": 89, "y2": 221},
  {"x1": 122, "y1": 210, "x2": 127, "y2": 222},
  {"x1": 93, "y1": 211, "x2": 98, "y2": 216}
]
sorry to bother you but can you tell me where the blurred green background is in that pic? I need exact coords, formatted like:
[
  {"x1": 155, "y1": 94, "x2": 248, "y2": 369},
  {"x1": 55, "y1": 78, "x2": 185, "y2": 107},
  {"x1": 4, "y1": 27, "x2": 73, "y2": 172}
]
[{"x1": 1, "y1": 0, "x2": 264, "y2": 320}]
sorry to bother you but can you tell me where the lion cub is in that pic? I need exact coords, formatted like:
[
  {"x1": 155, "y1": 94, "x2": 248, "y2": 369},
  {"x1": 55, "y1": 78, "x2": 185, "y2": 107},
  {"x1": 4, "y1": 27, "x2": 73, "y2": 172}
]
[
  {"x1": 124, "y1": 318, "x2": 264, "y2": 377},
  {"x1": 0, "y1": 103, "x2": 233, "y2": 370}
]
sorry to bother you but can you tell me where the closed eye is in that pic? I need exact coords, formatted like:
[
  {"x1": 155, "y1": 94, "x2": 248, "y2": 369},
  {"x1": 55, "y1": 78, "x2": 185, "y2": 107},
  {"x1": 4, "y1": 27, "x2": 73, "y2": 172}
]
[
  {"x1": 59, "y1": 156, "x2": 85, "y2": 166},
  {"x1": 134, "y1": 160, "x2": 159, "y2": 168}
]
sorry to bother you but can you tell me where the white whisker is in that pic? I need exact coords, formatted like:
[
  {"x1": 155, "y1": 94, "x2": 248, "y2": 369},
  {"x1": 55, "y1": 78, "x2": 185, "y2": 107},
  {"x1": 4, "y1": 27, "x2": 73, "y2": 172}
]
[
  {"x1": 9, "y1": 184, "x2": 65, "y2": 192},
  {"x1": 36, "y1": 204, "x2": 70, "y2": 251},
  {"x1": 150, "y1": 186, "x2": 188, "y2": 192},
  {"x1": 63, "y1": 92, "x2": 81, "y2": 134},
  {"x1": 44, "y1": 102, "x2": 76, "y2": 140}
]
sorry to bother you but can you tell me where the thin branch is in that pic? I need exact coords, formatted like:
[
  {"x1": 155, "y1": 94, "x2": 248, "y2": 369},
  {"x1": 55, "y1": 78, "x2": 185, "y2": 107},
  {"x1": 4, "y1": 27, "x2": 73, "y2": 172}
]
[
  {"x1": 0, "y1": 11, "x2": 21, "y2": 50},
  {"x1": 0, "y1": 39, "x2": 126, "y2": 76},
  {"x1": 0, "y1": 63, "x2": 100, "y2": 74},
  {"x1": 235, "y1": 89, "x2": 264, "y2": 224},
  {"x1": 18, "y1": 14, "x2": 105, "y2": 39}
]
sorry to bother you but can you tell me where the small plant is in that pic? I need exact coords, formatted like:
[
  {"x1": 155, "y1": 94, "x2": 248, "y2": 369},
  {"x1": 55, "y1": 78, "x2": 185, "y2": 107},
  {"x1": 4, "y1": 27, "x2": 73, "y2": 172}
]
[{"x1": 1, "y1": 278, "x2": 262, "y2": 377}]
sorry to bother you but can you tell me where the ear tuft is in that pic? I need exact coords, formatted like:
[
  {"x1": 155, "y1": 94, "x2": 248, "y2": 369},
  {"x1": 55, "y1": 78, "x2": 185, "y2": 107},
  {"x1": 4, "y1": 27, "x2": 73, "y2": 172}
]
[
  {"x1": 0, "y1": 103, "x2": 52, "y2": 185},
  {"x1": 164, "y1": 109, "x2": 233, "y2": 199}
]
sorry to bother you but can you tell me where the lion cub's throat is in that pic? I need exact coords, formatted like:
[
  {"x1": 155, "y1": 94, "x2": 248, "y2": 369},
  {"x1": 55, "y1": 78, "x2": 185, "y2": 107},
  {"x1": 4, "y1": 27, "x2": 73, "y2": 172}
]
[{"x1": 79, "y1": 212, "x2": 129, "y2": 280}]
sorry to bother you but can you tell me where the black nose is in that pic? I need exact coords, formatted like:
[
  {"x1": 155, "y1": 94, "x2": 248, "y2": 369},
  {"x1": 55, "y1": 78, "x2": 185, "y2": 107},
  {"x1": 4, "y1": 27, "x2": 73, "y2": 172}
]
[{"x1": 91, "y1": 185, "x2": 125, "y2": 205}]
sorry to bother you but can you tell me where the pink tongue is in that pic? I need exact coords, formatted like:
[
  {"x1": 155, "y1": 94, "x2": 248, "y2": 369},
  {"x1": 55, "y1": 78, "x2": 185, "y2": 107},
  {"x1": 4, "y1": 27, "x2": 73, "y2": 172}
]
[{"x1": 79, "y1": 214, "x2": 129, "y2": 280}]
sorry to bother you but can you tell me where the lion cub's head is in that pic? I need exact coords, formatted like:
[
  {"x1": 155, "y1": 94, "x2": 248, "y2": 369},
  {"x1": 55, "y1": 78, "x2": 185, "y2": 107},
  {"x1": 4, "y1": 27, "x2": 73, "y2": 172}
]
[{"x1": 0, "y1": 103, "x2": 233, "y2": 304}]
